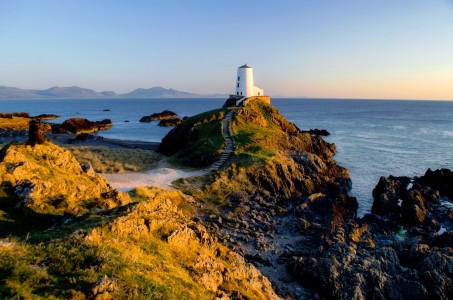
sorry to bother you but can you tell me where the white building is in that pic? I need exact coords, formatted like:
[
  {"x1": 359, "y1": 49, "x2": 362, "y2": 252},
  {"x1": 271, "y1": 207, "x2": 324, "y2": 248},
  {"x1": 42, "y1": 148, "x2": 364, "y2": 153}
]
[{"x1": 235, "y1": 64, "x2": 264, "y2": 98}]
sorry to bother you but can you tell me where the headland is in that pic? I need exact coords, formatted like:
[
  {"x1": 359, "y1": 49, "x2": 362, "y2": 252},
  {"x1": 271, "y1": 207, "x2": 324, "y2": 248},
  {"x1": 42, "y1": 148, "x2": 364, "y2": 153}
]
[{"x1": 0, "y1": 97, "x2": 452, "y2": 299}]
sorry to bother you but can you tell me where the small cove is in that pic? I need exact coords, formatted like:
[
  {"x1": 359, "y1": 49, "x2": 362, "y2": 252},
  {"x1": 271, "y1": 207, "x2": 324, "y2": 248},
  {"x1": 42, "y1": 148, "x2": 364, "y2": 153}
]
[{"x1": 2, "y1": 98, "x2": 452, "y2": 215}]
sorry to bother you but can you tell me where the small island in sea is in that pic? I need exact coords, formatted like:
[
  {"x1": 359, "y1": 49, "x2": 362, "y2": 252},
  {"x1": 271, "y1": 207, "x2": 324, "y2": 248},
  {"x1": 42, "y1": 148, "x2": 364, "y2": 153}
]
[{"x1": 0, "y1": 65, "x2": 452, "y2": 299}]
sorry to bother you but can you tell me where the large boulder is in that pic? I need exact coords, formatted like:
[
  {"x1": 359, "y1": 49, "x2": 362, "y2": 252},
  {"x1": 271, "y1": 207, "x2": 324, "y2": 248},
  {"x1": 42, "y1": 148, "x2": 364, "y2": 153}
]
[
  {"x1": 299, "y1": 193, "x2": 358, "y2": 230},
  {"x1": 58, "y1": 118, "x2": 112, "y2": 134},
  {"x1": 372, "y1": 175, "x2": 410, "y2": 217},
  {"x1": 28, "y1": 119, "x2": 46, "y2": 145},
  {"x1": 0, "y1": 142, "x2": 130, "y2": 215},
  {"x1": 416, "y1": 169, "x2": 453, "y2": 199},
  {"x1": 372, "y1": 169, "x2": 453, "y2": 228}
]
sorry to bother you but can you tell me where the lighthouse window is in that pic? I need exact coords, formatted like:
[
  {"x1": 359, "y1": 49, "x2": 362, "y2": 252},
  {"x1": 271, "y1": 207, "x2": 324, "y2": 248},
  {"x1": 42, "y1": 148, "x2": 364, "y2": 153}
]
[
  {"x1": 237, "y1": 83, "x2": 239, "y2": 88},
  {"x1": 238, "y1": 76, "x2": 240, "y2": 81}
]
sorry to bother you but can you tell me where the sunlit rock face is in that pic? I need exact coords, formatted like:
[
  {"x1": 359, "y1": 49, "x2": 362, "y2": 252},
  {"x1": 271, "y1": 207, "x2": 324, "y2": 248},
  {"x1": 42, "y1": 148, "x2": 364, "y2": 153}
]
[{"x1": 0, "y1": 141, "x2": 130, "y2": 216}]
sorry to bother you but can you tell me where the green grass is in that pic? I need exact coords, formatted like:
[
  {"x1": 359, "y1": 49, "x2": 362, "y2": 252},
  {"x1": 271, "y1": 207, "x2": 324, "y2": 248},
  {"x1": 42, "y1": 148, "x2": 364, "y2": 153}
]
[
  {"x1": 67, "y1": 146, "x2": 161, "y2": 174},
  {"x1": 160, "y1": 108, "x2": 227, "y2": 167},
  {"x1": 0, "y1": 187, "x2": 275, "y2": 299},
  {"x1": 0, "y1": 189, "x2": 58, "y2": 239},
  {"x1": 0, "y1": 189, "x2": 207, "y2": 299}
]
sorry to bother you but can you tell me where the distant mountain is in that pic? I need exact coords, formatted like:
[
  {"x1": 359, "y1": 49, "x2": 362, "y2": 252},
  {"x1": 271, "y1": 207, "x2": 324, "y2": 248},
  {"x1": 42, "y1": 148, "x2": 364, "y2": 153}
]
[
  {"x1": 0, "y1": 86, "x2": 44, "y2": 99},
  {"x1": 120, "y1": 86, "x2": 201, "y2": 98},
  {"x1": 0, "y1": 85, "x2": 226, "y2": 99},
  {"x1": 35, "y1": 86, "x2": 117, "y2": 98},
  {"x1": 0, "y1": 86, "x2": 117, "y2": 99}
]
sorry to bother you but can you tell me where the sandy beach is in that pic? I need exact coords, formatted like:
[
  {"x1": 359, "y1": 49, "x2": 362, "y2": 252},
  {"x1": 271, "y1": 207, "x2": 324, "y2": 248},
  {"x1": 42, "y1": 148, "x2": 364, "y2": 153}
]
[
  {"x1": 47, "y1": 133, "x2": 207, "y2": 190},
  {"x1": 1, "y1": 131, "x2": 206, "y2": 190}
]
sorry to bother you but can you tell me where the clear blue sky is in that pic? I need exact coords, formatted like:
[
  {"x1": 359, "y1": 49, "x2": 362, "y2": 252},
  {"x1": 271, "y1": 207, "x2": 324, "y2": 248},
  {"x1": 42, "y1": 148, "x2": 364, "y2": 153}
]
[{"x1": 1, "y1": 0, "x2": 452, "y2": 99}]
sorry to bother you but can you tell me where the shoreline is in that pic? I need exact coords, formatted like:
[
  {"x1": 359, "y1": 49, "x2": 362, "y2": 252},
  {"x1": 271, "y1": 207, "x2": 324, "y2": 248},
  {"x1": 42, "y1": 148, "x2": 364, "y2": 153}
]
[{"x1": 47, "y1": 133, "x2": 160, "y2": 151}]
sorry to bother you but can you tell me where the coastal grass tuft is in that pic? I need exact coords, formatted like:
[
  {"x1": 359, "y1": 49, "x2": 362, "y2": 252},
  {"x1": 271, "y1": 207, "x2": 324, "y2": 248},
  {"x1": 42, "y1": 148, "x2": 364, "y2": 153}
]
[
  {"x1": 67, "y1": 146, "x2": 161, "y2": 173},
  {"x1": 0, "y1": 187, "x2": 274, "y2": 299},
  {"x1": 0, "y1": 116, "x2": 30, "y2": 131}
]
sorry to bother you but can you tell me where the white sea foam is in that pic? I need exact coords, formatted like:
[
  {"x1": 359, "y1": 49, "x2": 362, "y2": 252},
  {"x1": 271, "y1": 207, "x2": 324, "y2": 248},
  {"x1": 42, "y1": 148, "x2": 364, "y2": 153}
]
[
  {"x1": 442, "y1": 130, "x2": 453, "y2": 138},
  {"x1": 390, "y1": 125, "x2": 407, "y2": 130}
]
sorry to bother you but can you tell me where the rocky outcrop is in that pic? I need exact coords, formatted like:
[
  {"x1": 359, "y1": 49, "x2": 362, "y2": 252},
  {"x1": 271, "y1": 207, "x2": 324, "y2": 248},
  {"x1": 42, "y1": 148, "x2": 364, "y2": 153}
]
[
  {"x1": 32, "y1": 114, "x2": 60, "y2": 120},
  {"x1": 0, "y1": 141, "x2": 130, "y2": 216},
  {"x1": 202, "y1": 164, "x2": 452, "y2": 299},
  {"x1": 140, "y1": 110, "x2": 178, "y2": 122},
  {"x1": 55, "y1": 118, "x2": 112, "y2": 134},
  {"x1": 84, "y1": 188, "x2": 281, "y2": 299},
  {"x1": 416, "y1": 168, "x2": 453, "y2": 199},
  {"x1": 284, "y1": 167, "x2": 453, "y2": 299},
  {"x1": 157, "y1": 116, "x2": 188, "y2": 127},
  {"x1": 1, "y1": 112, "x2": 59, "y2": 120},
  {"x1": 372, "y1": 175, "x2": 411, "y2": 217},
  {"x1": 302, "y1": 129, "x2": 330, "y2": 136},
  {"x1": 28, "y1": 120, "x2": 46, "y2": 145},
  {"x1": 158, "y1": 109, "x2": 226, "y2": 166},
  {"x1": 372, "y1": 169, "x2": 452, "y2": 228},
  {"x1": 284, "y1": 169, "x2": 450, "y2": 299},
  {"x1": 0, "y1": 112, "x2": 30, "y2": 118}
]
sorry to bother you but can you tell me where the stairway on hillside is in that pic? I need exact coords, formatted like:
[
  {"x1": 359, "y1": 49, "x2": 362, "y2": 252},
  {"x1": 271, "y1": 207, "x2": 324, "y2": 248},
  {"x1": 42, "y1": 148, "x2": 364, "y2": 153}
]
[{"x1": 208, "y1": 109, "x2": 235, "y2": 172}]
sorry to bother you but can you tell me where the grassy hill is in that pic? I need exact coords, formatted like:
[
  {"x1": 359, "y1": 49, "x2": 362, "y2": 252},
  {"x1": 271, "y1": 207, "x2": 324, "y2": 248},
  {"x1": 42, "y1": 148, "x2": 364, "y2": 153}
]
[
  {"x1": 163, "y1": 98, "x2": 350, "y2": 204},
  {"x1": 0, "y1": 187, "x2": 277, "y2": 299},
  {"x1": 0, "y1": 140, "x2": 279, "y2": 299}
]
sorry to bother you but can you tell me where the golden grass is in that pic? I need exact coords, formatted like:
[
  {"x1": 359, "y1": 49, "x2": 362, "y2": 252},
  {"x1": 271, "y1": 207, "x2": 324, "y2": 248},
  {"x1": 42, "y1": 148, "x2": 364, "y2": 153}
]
[
  {"x1": 67, "y1": 146, "x2": 161, "y2": 173},
  {"x1": 0, "y1": 187, "x2": 276, "y2": 299},
  {"x1": 0, "y1": 116, "x2": 30, "y2": 130}
]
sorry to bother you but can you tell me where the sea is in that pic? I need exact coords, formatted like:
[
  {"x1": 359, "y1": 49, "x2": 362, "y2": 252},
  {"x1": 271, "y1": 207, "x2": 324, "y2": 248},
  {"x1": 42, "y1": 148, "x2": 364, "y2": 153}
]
[{"x1": 1, "y1": 98, "x2": 452, "y2": 216}]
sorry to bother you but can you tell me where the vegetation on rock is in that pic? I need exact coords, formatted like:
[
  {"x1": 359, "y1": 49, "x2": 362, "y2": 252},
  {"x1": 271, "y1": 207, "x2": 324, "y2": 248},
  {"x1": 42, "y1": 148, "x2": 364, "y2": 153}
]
[
  {"x1": 0, "y1": 115, "x2": 31, "y2": 131},
  {"x1": 0, "y1": 187, "x2": 279, "y2": 299},
  {"x1": 67, "y1": 146, "x2": 161, "y2": 173},
  {"x1": 171, "y1": 99, "x2": 351, "y2": 204},
  {"x1": 0, "y1": 142, "x2": 130, "y2": 219},
  {"x1": 158, "y1": 108, "x2": 226, "y2": 167}
]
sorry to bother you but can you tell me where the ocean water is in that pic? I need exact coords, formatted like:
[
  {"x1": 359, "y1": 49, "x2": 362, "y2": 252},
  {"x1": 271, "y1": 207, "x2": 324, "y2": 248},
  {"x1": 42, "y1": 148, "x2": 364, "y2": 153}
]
[{"x1": 1, "y1": 98, "x2": 452, "y2": 215}]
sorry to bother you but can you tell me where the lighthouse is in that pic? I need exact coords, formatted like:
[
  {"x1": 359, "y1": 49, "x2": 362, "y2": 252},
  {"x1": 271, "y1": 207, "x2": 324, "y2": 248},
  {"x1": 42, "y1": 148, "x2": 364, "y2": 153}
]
[{"x1": 235, "y1": 64, "x2": 264, "y2": 98}]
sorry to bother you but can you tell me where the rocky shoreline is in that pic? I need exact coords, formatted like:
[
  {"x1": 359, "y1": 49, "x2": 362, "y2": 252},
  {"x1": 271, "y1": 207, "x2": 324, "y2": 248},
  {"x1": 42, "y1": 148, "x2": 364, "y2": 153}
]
[
  {"x1": 1, "y1": 102, "x2": 452, "y2": 299},
  {"x1": 195, "y1": 169, "x2": 453, "y2": 299}
]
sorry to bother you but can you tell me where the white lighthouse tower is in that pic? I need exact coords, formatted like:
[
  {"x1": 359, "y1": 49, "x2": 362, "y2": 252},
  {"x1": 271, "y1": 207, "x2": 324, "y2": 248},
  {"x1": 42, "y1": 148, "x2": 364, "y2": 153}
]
[{"x1": 235, "y1": 64, "x2": 264, "y2": 98}]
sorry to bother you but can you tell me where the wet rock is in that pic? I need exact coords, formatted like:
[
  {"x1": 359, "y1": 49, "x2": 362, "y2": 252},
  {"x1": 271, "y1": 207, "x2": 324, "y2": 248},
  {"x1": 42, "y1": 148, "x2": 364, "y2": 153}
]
[
  {"x1": 302, "y1": 129, "x2": 330, "y2": 136},
  {"x1": 32, "y1": 114, "x2": 60, "y2": 120},
  {"x1": 59, "y1": 118, "x2": 112, "y2": 134},
  {"x1": 140, "y1": 110, "x2": 178, "y2": 122},
  {"x1": 13, "y1": 112, "x2": 30, "y2": 118},
  {"x1": 372, "y1": 175, "x2": 410, "y2": 217},
  {"x1": 416, "y1": 168, "x2": 453, "y2": 199},
  {"x1": 158, "y1": 118, "x2": 184, "y2": 127},
  {"x1": 69, "y1": 133, "x2": 97, "y2": 143},
  {"x1": 0, "y1": 112, "x2": 13, "y2": 119}
]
